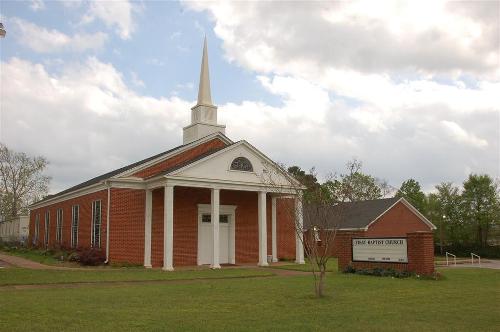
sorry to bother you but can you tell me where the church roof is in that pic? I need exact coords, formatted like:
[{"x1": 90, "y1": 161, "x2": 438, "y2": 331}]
[{"x1": 36, "y1": 133, "x2": 232, "y2": 204}]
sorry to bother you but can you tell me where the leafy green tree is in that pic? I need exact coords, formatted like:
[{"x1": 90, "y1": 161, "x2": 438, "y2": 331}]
[
  {"x1": 395, "y1": 179, "x2": 426, "y2": 213},
  {"x1": 461, "y1": 174, "x2": 499, "y2": 247},
  {"x1": 321, "y1": 159, "x2": 383, "y2": 202}
]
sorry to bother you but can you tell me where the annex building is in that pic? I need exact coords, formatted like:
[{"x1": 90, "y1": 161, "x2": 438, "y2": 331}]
[{"x1": 29, "y1": 39, "x2": 305, "y2": 270}]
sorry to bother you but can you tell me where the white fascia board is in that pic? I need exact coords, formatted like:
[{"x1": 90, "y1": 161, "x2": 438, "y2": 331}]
[
  {"x1": 366, "y1": 198, "x2": 436, "y2": 231},
  {"x1": 108, "y1": 178, "x2": 147, "y2": 190},
  {"x1": 399, "y1": 197, "x2": 437, "y2": 230},
  {"x1": 168, "y1": 140, "x2": 305, "y2": 190},
  {"x1": 113, "y1": 132, "x2": 233, "y2": 178},
  {"x1": 163, "y1": 176, "x2": 299, "y2": 194},
  {"x1": 29, "y1": 182, "x2": 107, "y2": 210}
]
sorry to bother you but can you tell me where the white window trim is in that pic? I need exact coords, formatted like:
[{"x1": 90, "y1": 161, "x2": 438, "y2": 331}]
[
  {"x1": 71, "y1": 205, "x2": 79, "y2": 248},
  {"x1": 44, "y1": 211, "x2": 50, "y2": 247},
  {"x1": 197, "y1": 204, "x2": 237, "y2": 266},
  {"x1": 91, "y1": 200, "x2": 102, "y2": 249},
  {"x1": 56, "y1": 208, "x2": 63, "y2": 243}
]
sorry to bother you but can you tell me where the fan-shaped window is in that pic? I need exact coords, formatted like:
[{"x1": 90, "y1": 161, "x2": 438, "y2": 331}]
[{"x1": 230, "y1": 157, "x2": 253, "y2": 172}]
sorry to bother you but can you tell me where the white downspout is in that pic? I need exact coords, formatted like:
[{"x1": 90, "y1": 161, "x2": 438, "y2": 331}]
[{"x1": 104, "y1": 181, "x2": 111, "y2": 264}]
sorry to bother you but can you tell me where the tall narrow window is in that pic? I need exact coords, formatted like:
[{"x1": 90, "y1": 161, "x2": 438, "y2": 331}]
[
  {"x1": 71, "y1": 205, "x2": 79, "y2": 248},
  {"x1": 56, "y1": 208, "x2": 63, "y2": 243},
  {"x1": 33, "y1": 214, "x2": 40, "y2": 245},
  {"x1": 44, "y1": 211, "x2": 50, "y2": 247},
  {"x1": 91, "y1": 200, "x2": 102, "y2": 248}
]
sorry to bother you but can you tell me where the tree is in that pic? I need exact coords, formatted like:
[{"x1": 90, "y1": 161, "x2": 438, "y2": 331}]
[
  {"x1": 0, "y1": 144, "x2": 51, "y2": 217},
  {"x1": 263, "y1": 162, "x2": 358, "y2": 298},
  {"x1": 322, "y1": 159, "x2": 384, "y2": 202},
  {"x1": 461, "y1": 174, "x2": 499, "y2": 248},
  {"x1": 395, "y1": 179, "x2": 426, "y2": 213}
]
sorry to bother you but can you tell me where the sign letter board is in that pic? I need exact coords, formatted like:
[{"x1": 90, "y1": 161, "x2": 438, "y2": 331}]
[{"x1": 352, "y1": 238, "x2": 408, "y2": 263}]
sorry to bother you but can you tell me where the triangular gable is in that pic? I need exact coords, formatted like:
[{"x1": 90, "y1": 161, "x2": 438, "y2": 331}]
[
  {"x1": 115, "y1": 133, "x2": 232, "y2": 179},
  {"x1": 167, "y1": 140, "x2": 303, "y2": 189},
  {"x1": 366, "y1": 197, "x2": 436, "y2": 230}
]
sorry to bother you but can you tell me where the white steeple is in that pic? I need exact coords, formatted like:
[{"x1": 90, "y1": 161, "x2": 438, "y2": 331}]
[
  {"x1": 183, "y1": 37, "x2": 225, "y2": 144},
  {"x1": 197, "y1": 37, "x2": 212, "y2": 106}
]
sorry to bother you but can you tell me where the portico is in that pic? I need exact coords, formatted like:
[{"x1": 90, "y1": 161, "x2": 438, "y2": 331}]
[{"x1": 142, "y1": 179, "x2": 305, "y2": 271}]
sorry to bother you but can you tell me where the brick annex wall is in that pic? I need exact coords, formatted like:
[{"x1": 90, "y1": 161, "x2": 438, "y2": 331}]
[
  {"x1": 29, "y1": 190, "x2": 108, "y2": 250},
  {"x1": 365, "y1": 201, "x2": 431, "y2": 237},
  {"x1": 336, "y1": 231, "x2": 435, "y2": 275},
  {"x1": 132, "y1": 138, "x2": 227, "y2": 178},
  {"x1": 276, "y1": 198, "x2": 296, "y2": 260},
  {"x1": 148, "y1": 187, "x2": 296, "y2": 267},
  {"x1": 108, "y1": 188, "x2": 145, "y2": 265}
]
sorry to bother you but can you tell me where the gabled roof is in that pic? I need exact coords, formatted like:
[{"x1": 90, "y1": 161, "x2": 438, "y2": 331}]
[
  {"x1": 304, "y1": 197, "x2": 435, "y2": 230},
  {"x1": 34, "y1": 133, "x2": 232, "y2": 205}
]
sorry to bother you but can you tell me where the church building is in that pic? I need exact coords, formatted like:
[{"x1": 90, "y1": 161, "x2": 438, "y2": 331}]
[{"x1": 28, "y1": 39, "x2": 305, "y2": 270}]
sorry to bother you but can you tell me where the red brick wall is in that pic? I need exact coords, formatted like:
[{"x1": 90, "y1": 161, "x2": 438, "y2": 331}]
[
  {"x1": 276, "y1": 198, "x2": 297, "y2": 260},
  {"x1": 29, "y1": 190, "x2": 108, "y2": 250},
  {"x1": 132, "y1": 138, "x2": 227, "y2": 178},
  {"x1": 407, "y1": 232, "x2": 435, "y2": 275},
  {"x1": 365, "y1": 201, "x2": 432, "y2": 237},
  {"x1": 336, "y1": 230, "x2": 435, "y2": 275},
  {"x1": 151, "y1": 188, "x2": 165, "y2": 267},
  {"x1": 108, "y1": 188, "x2": 145, "y2": 265}
]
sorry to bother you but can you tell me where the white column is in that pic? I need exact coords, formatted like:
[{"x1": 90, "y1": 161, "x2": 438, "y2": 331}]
[
  {"x1": 211, "y1": 188, "x2": 221, "y2": 269},
  {"x1": 144, "y1": 189, "x2": 152, "y2": 268},
  {"x1": 295, "y1": 195, "x2": 305, "y2": 264},
  {"x1": 271, "y1": 196, "x2": 278, "y2": 263},
  {"x1": 163, "y1": 184, "x2": 174, "y2": 271},
  {"x1": 258, "y1": 191, "x2": 269, "y2": 266}
]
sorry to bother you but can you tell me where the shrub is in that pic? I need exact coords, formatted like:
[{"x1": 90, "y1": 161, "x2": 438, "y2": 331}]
[
  {"x1": 344, "y1": 266, "x2": 414, "y2": 279},
  {"x1": 75, "y1": 248, "x2": 106, "y2": 266}
]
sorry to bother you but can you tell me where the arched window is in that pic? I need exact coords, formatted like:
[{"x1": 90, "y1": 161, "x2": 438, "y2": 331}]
[{"x1": 230, "y1": 157, "x2": 253, "y2": 172}]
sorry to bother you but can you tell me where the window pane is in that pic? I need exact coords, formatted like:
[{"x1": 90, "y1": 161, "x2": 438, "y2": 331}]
[{"x1": 202, "y1": 214, "x2": 211, "y2": 223}]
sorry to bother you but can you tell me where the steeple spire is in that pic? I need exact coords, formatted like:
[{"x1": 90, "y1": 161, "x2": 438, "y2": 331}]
[
  {"x1": 182, "y1": 37, "x2": 226, "y2": 144},
  {"x1": 197, "y1": 36, "x2": 212, "y2": 106}
]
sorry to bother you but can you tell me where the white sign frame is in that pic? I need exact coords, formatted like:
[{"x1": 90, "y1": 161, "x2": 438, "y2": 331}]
[{"x1": 352, "y1": 237, "x2": 408, "y2": 263}]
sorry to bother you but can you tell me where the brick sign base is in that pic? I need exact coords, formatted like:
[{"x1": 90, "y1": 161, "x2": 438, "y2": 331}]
[{"x1": 337, "y1": 231, "x2": 434, "y2": 276}]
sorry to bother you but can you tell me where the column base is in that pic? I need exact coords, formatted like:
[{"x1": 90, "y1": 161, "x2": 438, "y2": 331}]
[
  {"x1": 272, "y1": 258, "x2": 278, "y2": 263},
  {"x1": 258, "y1": 262, "x2": 269, "y2": 267},
  {"x1": 162, "y1": 266, "x2": 174, "y2": 271},
  {"x1": 211, "y1": 264, "x2": 221, "y2": 269},
  {"x1": 144, "y1": 264, "x2": 152, "y2": 269},
  {"x1": 295, "y1": 260, "x2": 305, "y2": 264}
]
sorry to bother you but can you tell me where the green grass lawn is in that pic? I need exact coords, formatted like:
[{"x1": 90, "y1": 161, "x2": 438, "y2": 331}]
[
  {"x1": 272, "y1": 258, "x2": 338, "y2": 272},
  {"x1": 0, "y1": 267, "x2": 273, "y2": 286},
  {"x1": 1, "y1": 267, "x2": 498, "y2": 331},
  {"x1": 0, "y1": 248, "x2": 76, "y2": 266}
]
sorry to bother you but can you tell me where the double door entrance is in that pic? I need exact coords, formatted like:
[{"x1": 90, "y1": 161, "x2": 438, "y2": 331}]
[{"x1": 197, "y1": 205, "x2": 236, "y2": 265}]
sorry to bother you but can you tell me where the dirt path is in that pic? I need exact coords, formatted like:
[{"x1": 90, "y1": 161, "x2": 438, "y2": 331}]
[{"x1": 0, "y1": 252, "x2": 64, "y2": 269}]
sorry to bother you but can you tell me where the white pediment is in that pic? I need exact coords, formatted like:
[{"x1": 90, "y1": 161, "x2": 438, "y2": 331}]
[{"x1": 168, "y1": 141, "x2": 299, "y2": 189}]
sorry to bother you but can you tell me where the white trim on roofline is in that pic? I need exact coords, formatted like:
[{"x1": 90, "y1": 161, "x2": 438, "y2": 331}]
[
  {"x1": 365, "y1": 197, "x2": 436, "y2": 230},
  {"x1": 168, "y1": 140, "x2": 305, "y2": 189},
  {"x1": 163, "y1": 176, "x2": 299, "y2": 194},
  {"x1": 29, "y1": 178, "x2": 148, "y2": 210},
  {"x1": 113, "y1": 132, "x2": 233, "y2": 178}
]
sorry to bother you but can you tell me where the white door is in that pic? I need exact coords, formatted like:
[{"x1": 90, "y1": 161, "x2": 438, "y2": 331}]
[{"x1": 198, "y1": 214, "x2": 232, "y2": 265}]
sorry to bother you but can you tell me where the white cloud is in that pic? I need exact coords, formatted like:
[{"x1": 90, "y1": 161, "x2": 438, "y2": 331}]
[
  {"x1": 184, "y1": 0, "x2": 499, "y2": 189},
  {"x1": 441, "y1": 120, "x2": 488, "y2": 148},
  {"x1": 12, "y1": 18, "x2": 107, "y2": 53},
  {"x1": 82, "y1": 0, "x2": 139, "y2": 40},
  {"x1": 130, "y1": 71, "x2": 145, "y2": 88},
  {"x1": 29, "y1": 0, "x2": 45, "y2": 11},
  {"x1": 1, "y1": 57, "x2": 190, "y2": 192}
]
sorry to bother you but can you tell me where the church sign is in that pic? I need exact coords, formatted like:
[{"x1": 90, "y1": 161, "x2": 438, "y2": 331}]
[{"x1": 352, "y1": 238, "x2": 408, "y2": 263}]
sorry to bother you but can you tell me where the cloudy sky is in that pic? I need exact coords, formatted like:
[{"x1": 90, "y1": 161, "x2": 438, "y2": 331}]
[{"x1": 1, "y1": 1, "x2": 499, "y2": 194}]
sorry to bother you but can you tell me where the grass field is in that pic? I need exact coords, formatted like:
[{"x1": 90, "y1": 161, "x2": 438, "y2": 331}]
[{"x1": 1, "y1": 266, "x2": 498, "y2": 331}]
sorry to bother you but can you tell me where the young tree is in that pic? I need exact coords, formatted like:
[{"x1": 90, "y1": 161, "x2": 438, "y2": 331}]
[
  {"x1": 0, "y1": 144, "x2": 51, "y2": 217},
  {"x1": 395, "y1": 179, "x2": 426, "y2": 213},
  {"x1": 262, "y1": 164, "x2": 356, "y2": 298},
  {"x1": 461, "y1": 174, "x2": 499, "y2": 248}
]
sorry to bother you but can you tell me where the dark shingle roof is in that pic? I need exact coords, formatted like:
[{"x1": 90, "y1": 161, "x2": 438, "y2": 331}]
[
  {"x1": 304, "y1": 197, "x2": 401, "y2": 230},
  {"x1": 36, "y1": 144, "x2": 188, "y2": 204}
]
